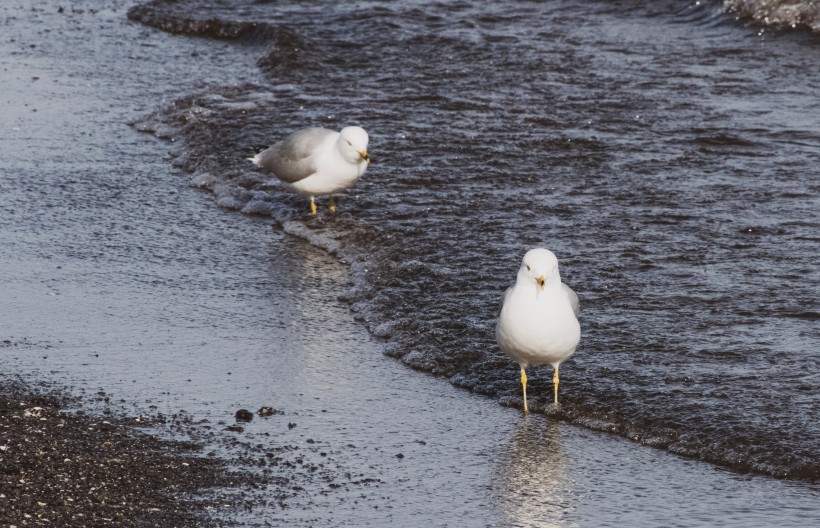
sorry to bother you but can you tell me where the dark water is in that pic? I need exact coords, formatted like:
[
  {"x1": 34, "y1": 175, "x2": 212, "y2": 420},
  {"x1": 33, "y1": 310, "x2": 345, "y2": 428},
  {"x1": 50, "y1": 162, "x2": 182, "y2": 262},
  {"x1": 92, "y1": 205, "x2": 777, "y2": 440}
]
[{"x1": 128, "y1": 0, "x2": 820, "y2": 480}]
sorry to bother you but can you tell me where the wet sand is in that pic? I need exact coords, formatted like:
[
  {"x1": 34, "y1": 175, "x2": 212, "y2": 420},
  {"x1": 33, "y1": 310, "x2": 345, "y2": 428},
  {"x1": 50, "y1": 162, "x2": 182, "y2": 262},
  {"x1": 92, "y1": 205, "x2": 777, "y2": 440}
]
[
  {"x1": 0, "y1": 380, "x2": 263, "y2": 526},
  {"x1": 1, "y1": 2, "x2": 818, "y2": 527}
]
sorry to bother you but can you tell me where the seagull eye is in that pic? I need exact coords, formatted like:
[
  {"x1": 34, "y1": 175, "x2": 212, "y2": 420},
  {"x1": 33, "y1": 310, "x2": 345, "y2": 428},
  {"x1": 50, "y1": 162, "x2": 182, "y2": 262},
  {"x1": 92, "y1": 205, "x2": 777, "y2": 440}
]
[
  {"x1": 346, "y1": 140, "x2": 352, "y2": 146},
  {"x1": 525, "y1": 265, "x2": 531, "y2": 272}
]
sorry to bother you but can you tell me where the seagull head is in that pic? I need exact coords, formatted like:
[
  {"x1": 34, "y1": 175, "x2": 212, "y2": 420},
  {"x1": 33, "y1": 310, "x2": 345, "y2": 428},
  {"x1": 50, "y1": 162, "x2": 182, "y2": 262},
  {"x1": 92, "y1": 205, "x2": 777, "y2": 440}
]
[
  {"x1": 517, "y1": 247, "x2": 561, "y2": 293},
  {"x1": 339, "y1": 126, "x2": 370, "y2": 164}
]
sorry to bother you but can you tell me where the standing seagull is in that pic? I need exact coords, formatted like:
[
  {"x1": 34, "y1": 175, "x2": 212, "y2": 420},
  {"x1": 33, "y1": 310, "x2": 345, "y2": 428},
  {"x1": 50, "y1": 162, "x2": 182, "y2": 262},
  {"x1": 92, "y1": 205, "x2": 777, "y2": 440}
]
[
  {"x1": 496, "y1": 248, "x2": 580, "y2": 412},
  {"x1": 248, "y1": 126, "x2": 370, "y2": 215}
]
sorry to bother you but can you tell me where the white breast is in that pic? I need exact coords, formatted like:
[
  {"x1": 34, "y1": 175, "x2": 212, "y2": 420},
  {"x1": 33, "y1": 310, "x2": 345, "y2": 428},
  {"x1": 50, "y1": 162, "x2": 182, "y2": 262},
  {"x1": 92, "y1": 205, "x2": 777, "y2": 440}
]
[
  {"x1": 496, "y1": 287, "x2": 580, "y2": 369},
  {"x1": 288, "y1": 138, "x2": 368, "y2": 196}
]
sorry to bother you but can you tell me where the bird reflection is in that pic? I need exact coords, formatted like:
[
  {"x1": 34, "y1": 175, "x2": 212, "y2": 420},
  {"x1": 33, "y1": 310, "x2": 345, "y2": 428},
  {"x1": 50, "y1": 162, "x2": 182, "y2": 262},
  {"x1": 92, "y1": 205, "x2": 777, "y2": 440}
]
[
  {"x1": 267, "y1": 238, "x2": 355, "y2": 389},
  {"x1": 494, "y1": 416, "x2": 575, "y2": 527},
  {"x1": 274, "y1": 237, "x2": 348, "y2": 324}
]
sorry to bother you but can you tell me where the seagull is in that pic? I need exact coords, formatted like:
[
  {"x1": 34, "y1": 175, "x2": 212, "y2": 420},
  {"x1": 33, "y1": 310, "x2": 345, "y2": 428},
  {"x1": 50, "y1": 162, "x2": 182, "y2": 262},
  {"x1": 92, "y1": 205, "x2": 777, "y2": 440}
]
[
  {"x1": 496, "y1": 248, "x2": 580, "y2": 412},
  {"x1": 248, "y1": 126, "x2": 370, "y2": 215}
]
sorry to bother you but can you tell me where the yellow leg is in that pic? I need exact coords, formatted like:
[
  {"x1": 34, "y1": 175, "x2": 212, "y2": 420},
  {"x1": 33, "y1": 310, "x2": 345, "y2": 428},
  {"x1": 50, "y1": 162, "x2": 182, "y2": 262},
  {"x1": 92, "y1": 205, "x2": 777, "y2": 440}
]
[
  {"x1": 521, "y1": 367, "x2": 529, "y2": 413},
  {"x1": 309, "y1": 196, "x2": 317, "y2": 215},
  {"x1": 329, "y1": 195, "x2": 336, "y2": 214},
  {"x1": 553, "y1": 366, "x2": 560, "y2": 405}
]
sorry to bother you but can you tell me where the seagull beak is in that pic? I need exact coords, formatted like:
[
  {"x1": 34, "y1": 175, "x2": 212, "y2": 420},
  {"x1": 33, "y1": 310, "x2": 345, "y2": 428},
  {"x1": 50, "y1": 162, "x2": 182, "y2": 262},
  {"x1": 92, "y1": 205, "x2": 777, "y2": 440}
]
[
  {"x1": 536, "y1": 275, "x2": 546, "y2": 290},
  {"x1": 359, "y1": 150, "x2": 370, "y2": 163}
]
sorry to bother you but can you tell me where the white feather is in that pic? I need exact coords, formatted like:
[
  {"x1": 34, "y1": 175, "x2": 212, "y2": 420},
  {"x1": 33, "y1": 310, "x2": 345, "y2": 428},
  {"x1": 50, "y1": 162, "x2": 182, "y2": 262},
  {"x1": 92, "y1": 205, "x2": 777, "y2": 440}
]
[{"x1": 496, "y1": 248, "x2": 580, "y2": 370}]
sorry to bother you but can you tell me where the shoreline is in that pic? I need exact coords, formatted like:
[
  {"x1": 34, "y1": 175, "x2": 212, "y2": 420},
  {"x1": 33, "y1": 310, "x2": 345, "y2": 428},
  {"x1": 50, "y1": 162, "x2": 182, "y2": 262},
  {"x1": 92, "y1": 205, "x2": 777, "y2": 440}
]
[{"x1": 121, "y1": 0, "x2": 820, "y2": 481}]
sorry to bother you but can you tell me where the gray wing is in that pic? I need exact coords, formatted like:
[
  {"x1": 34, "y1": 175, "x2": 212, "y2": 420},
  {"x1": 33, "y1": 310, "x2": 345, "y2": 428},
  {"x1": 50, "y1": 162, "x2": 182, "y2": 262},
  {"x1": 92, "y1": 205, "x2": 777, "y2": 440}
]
[
  {"x1": 251, "y1": 127, "x2": 334, "y2": 184},
  {"x1": 563, "y1": 284, "x2": 580, "y2": 317}
]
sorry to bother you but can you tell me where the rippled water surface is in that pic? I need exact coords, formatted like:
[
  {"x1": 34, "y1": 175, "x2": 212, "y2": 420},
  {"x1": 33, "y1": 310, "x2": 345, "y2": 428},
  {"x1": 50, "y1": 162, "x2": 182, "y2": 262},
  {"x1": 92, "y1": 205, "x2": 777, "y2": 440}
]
[{"x1": 126, "y1": 0, "x2": 820, "y2": 480}]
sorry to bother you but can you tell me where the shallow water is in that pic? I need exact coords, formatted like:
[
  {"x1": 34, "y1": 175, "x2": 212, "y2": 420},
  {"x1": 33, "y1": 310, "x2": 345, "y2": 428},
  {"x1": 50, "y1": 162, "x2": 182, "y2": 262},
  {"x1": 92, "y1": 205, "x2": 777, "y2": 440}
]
[
  {"x1": 125, "y1": 0, "x2": 820, "y2": 479},
  {"x1": 1, "y1": 1, "x2": 819, "y2": 525}
]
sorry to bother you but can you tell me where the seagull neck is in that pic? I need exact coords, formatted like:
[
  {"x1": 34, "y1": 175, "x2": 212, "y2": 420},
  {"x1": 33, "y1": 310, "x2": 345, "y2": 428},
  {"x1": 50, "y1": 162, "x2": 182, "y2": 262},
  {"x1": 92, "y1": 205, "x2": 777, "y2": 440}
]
[
  {"x1": 544, "y1": 280, "x2": 562, "y2": 293},
  {"x1": 514, "y1": 274, "x2": 562, "y2": 295}
]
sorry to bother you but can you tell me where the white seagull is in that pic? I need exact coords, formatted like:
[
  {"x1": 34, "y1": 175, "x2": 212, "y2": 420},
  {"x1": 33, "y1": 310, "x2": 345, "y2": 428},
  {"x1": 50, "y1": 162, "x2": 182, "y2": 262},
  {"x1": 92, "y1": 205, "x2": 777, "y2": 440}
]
[
  {"x1": 496, "y1": 248, "x2": 581, "y2": 412},
  {"x1": 248, "y1": 126, "x2": 370, "y2": 215}
]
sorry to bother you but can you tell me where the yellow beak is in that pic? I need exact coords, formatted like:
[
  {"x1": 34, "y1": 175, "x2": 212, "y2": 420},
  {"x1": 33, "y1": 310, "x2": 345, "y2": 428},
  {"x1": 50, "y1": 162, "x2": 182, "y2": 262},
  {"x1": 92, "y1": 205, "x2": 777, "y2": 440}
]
[
  {"x1": 359, "y1": 150, "x2": 370, "y2": 163},
  {"x1": 536, "y1": 275, "x2": 546, "y2": 290}
]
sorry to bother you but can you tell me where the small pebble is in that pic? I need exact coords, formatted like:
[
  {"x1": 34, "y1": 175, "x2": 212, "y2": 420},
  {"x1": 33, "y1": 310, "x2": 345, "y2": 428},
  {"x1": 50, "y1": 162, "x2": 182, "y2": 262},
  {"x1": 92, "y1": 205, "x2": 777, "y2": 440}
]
[{"x1": 235, "y1": 409, "x2": 253, "y2": 422}]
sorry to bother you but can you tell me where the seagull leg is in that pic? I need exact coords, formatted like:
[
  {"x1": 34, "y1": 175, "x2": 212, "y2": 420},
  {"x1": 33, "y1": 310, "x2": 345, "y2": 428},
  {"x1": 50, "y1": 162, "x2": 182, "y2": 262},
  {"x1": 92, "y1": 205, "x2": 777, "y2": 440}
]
[
  {"x1": 310, "y1": 196, "x2": 317, "y2": 216},
  {"x1": 329, "y1": 195, "x2": 336, "y2": 214},
  {"x1": 520, "y1": 367, "x2": 529, "y2": 413},
  {"x1": 553, "y1": 366, "x2": 560, "y2": 405}
]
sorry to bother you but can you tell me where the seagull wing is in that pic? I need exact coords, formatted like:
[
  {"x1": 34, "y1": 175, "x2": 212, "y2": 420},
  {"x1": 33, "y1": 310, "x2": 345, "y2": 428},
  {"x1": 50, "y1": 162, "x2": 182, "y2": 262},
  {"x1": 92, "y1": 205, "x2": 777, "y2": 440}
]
[
  {"x1": 563, "y1": 283, "x2": 580, "y2": 317},
  {"x1": 251, "y1": 127, "x2": 335, "y2": 184}
]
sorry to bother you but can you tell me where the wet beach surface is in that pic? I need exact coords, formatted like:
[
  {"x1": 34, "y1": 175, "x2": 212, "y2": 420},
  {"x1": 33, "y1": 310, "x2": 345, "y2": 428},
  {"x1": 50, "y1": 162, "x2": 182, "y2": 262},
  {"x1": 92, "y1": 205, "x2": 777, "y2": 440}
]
[{"x1": 1, "y1": 1, "x2": 819, "y2": 526}]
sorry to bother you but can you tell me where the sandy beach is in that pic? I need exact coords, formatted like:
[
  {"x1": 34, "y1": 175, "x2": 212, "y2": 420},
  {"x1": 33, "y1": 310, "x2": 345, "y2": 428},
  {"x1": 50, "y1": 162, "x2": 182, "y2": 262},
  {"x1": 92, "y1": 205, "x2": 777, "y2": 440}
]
[
  {"x1": 1, "y1": 1, "x2": 818, "y2": 526},
  {"x1": 0, "y1": 379, "x2": 267, "y2": 526}
]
